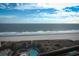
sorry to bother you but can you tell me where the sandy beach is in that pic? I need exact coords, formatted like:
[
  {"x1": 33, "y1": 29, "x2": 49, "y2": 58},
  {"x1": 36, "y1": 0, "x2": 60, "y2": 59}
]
[{"x1": 0, "y1": 33, "x2": 79, "y2": 41}]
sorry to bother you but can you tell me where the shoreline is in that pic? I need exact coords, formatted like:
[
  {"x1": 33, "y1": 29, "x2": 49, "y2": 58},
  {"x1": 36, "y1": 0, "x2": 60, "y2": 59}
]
[
  {"x1": 0, "y1": 30, "x2": 79, "y2": 37},
  {"x1": 0, "y1": 33, "x2": 79, "y2": 41}
]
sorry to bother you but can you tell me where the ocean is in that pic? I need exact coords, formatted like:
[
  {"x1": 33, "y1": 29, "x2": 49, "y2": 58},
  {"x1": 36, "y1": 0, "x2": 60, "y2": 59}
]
[{"x1": 0, "y1": 24, "x2": 79, "y2": 36}]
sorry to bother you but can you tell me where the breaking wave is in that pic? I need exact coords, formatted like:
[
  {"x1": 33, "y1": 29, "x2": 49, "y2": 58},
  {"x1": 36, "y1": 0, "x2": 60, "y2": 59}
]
[{"x1": 0, "y1": 30, "x2": 79, "y2": 36}]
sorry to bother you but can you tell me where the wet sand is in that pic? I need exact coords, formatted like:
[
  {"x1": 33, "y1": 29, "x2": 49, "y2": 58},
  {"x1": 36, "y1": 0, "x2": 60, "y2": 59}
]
[{"x1": 0, "y1": 33, "x2": 79, "y2": 41}]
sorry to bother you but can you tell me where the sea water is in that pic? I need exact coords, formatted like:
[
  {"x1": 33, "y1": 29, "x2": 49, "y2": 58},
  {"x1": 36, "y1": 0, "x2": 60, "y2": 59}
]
[{"x1": 0, "y1": 24, "x2": 79, "y2": 36}]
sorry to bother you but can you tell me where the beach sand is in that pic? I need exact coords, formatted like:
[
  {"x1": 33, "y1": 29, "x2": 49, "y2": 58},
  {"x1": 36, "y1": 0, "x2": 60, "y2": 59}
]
[{"x1": 0, "y1": 33, "x2": 79, "y2": 41}]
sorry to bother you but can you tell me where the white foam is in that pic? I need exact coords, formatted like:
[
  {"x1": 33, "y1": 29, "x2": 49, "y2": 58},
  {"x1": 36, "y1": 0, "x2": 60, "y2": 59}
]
[{"x1": 0, "y1": 30, "x2": 79, "y2": 36}]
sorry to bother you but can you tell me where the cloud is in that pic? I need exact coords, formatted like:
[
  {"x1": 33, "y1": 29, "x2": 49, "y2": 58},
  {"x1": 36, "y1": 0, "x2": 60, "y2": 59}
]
[
  {"x1": 63, "y1": 17, "x2": 79, "y2": 23},
  {"x1": 0, "y1": 13, "x2": 79, "y2": 23},
  {"x1": 26, "y1": 9, "x2": 79, "y2": 23},
  {"x1": 34, "y1": 10, "x2": 79, "y2": 19},
  {"x1": 0, "y1": 3, "x2": 79, "y2": 10},
  {"x1": 14, "y1": 3, "x2": 41, "y2": 10},
  {"x1": 0, "y1": 3, "x2": 38, "y2": 10},
  {"x1": 0, "y1": 15, "x2": 17, "y2": 23},
  {"x1": 0, "y1": 3, "x2": 57, "y2": 10},
  {"x1": 0, "y1": 3, "x2": 79, "y2": 23},
  {"x1": 0, "y1": 15, "x2": 16, "y2": 18},
  {"x1": 36, "y1": 3, "x2": 79, "y2": 10}
]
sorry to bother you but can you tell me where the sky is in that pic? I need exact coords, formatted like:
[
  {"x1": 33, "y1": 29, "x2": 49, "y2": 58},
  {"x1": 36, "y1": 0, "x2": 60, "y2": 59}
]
[{"x1": 0, "y1": 3, "x2": 79, "y2": 23}]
